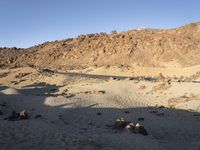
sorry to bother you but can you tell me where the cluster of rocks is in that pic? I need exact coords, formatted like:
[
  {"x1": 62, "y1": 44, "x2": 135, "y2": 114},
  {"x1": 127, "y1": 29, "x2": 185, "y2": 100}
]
[
  {"x1": 5, "y1": 110, "x2": 29, "y2": 121},
  {"x1": 112, "y1": 117, "x2": 148, "y2": 136},
  {"x1": 15, "y1": 72, "x2": 30, "y2": 78}
]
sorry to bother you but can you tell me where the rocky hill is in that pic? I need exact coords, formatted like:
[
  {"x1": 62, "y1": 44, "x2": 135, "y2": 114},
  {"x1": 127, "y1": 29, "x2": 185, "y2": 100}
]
[{"x1": 1, "y1": 22, "x2": 200, "y2": 70}]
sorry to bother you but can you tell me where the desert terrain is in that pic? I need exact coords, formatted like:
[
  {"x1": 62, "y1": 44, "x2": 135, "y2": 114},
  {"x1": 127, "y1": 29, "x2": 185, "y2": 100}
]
[{"x1": 0, "y1": 23, "x2": 200, "y2": 150}]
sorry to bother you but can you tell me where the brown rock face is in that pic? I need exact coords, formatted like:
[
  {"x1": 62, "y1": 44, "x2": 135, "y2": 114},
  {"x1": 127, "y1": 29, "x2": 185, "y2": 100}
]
[{"x1": 1, "y1": 22, "x2": 200, "y2": 70}]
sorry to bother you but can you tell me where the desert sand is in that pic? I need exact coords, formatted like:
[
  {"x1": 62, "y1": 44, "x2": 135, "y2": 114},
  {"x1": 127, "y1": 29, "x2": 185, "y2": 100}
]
[
  {"x1": 1, "y1": 23, "x2": 200, "y2": 150},
  {"x1": 0, "y1": 66, "x2": 200, "y2": 150}
]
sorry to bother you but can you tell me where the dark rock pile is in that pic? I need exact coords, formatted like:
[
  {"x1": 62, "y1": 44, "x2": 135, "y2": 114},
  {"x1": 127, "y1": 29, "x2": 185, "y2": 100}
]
[
  {"x1": 112, "y1": 117, "x2": 148, "y2": 135},
  {"x1": 6, "y1": 110, "x2": 29, "y2": 121}
]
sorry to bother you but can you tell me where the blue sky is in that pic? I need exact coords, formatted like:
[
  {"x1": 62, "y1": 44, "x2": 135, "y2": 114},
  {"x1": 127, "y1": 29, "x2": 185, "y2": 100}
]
[{"x1": 0, "y1": 0, "x2": 199, "y2": 48}]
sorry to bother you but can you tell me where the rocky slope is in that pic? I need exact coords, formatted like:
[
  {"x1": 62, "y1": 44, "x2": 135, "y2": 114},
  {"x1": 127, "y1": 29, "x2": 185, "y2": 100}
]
[{"x1": 1, "y1": 22, "x2": 200, "y2": 70}]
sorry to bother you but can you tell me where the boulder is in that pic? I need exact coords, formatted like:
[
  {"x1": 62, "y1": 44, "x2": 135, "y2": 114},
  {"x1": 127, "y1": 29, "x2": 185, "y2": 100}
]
[
  {"x1": 112, "y1": 117, "x2": 131, "y2": 129},
  {"x1": 7, "y1": 110, "x2": 29, "y2": 121},
  {"x1": 134, "y1": 123, "x2": 148, "y2": 135}
]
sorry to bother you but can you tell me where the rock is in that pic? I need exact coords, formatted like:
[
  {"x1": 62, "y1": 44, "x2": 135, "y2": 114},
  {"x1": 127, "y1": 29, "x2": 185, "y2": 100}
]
[
  {"x1": 111, "y1": 30, "x2": 117, "y2": 34},
  {"x1": 11, "y1": 81, "x2": 19, "y2": 85},
  {"x1": 134, "y1": 123, "x2": 140, "y2": 133},
  {"x1": 167, "y1": 79, "x2": 172, "y2": 84},
  {"x1": 110, "y1": 77, "x2": 118, "y2": 80},
  {"x1": 83, "y1": 90, "x2": 105, "y2": 95},
  {"x1": 8, "y1": 111, "x2": 19, "y2": 121},
  {"x1": 124, "y1": 110, "x2": 130, "y2": 114},
  {"x1": 134, "y1": 123, "x2": 148, "y2": 135},
  {"x1": 0, "y1": 72, "x2": 8, "y2": 78},
  {"x1": 124, "y1": 123, "x2": 135, "y2": 133},
  {"x1": 97, "y1": 90, "x2": 106, "y2": 94},
  {"x1": 7, "y1": 110, "x2": 29, "y2": 121},
  {"x1": 96, "y1": 112, "x2": 102, "y2": 116},
  {"x1": 19, "y1": 110, "x2": 29, "y2": 120},
  {"x1": 112, "y1": 118, "x2": 148, "y2": 135},
  {"x1": 138, "y1": 126, "x2": 148, "y2": 136},
  {"x1": 42, "y1": 69, "x2": 54, "y2": 73},
  {"x1": 112, "y1": 117, "x2": 131, "y2": 129},
  {"x1": 15, "y1": 73, "x2": 30, "y2": 78}
]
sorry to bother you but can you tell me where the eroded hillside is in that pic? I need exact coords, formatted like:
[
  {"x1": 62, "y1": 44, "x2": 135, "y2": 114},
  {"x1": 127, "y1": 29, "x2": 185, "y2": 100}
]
[{"x1": 1, "y1": 22, "x2": 200, "y2": 70}]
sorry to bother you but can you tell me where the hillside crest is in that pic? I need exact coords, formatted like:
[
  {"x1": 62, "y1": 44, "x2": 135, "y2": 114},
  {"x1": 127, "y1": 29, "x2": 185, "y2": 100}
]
[{"x1": 1, "y1": 22, "x2": 200, "y2": 69}]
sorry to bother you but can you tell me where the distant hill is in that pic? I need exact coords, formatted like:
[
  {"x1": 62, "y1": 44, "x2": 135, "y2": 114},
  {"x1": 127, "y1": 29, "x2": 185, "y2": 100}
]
[{"x1": 1, "y1": 22, "x2": 200, "y2": 70}]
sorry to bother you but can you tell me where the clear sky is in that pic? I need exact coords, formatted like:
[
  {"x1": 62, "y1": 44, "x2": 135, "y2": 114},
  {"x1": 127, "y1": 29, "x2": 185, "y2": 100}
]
[{"x1": 0, "y1": 0, "x2": 199, "y2": 48}]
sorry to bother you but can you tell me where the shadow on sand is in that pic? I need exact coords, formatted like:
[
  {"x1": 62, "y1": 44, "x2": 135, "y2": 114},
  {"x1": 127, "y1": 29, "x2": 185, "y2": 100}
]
[{"x1": 0, "y1": 85, "x2": 200, "y2": 150}]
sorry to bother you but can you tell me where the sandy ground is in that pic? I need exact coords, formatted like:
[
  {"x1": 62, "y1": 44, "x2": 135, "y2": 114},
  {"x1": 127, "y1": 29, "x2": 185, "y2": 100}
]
[
  {"x1": 0, "y1": 66, "x2": 200, "y2": 150},
  {"x1": 68, "y1": 64, "x2": 200, "y2": 78}
]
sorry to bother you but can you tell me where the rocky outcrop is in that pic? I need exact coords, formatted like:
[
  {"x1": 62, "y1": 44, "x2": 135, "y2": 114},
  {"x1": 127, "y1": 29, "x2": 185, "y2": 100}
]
[{"x1": 1, "y1": 22, "x2": 200, "y2": 70}]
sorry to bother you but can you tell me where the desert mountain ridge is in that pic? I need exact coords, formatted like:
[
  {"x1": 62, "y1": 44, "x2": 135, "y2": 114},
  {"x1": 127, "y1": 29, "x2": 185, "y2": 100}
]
[{"x1": 1, "y1": 22, "x2": 200, "y2": 70}]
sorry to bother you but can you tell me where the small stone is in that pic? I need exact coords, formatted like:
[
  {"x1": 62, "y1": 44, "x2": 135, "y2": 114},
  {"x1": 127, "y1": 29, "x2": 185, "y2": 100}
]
[
  {"x1": 124, "y1": 111, "x2": 130, "y2": 114},
  {"x1": 96, "y1": 112, "x2": 102, "y2": 116},
  {"x1": 128, "y1": 77, "x2": 135, "y2": 80},
  {"x1": 98, "y1": 90, "x2": 106, "y2": 94},
  {"x1": 134, "y1": 123, "x2": 140, "y2": 133},
  {"x1": 19, "y1": 110, "x2": 29, "y2": 120},
  {"x1": 110, "y1": 77, "x2": 117, "y2": 80}
]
